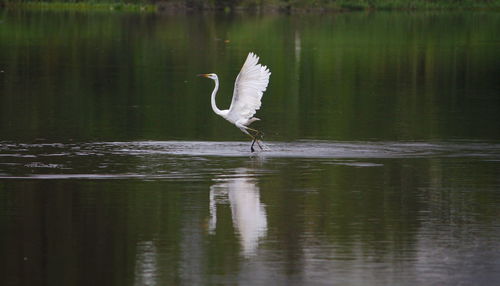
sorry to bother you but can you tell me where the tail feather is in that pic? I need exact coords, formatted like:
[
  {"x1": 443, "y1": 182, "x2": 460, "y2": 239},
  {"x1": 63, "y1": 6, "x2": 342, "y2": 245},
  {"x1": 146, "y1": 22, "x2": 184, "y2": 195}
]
[{"x1": 247, "y1": 117, "x2": 260, "y2": 125}]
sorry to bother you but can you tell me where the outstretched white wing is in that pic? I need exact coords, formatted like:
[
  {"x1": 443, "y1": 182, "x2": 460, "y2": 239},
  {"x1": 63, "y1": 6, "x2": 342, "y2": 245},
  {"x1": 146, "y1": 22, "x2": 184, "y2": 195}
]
[{"x1": 227, "y1": 52, "x2": 271, "y2": 124}]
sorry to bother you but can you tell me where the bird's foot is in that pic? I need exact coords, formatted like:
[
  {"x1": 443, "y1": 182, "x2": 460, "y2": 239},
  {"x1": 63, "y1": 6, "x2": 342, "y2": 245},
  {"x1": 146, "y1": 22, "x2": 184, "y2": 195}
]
[
  {"x1": 256, "y1": 139, "x2": 264, "y2": 150},
  {"x1": 248, "y1": 129, "x2": 264, "y2": 152}
]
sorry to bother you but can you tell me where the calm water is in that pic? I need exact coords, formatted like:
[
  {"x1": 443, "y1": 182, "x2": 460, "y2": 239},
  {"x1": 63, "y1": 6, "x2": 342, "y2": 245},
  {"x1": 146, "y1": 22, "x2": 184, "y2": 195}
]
[{"x1": 1, "y1": 10, "x2": 500, "y2": 286}]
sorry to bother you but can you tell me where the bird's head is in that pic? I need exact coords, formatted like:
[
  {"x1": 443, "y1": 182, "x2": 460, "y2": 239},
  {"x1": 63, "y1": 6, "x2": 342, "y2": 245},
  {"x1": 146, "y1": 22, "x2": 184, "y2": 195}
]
[{"x1": 197, "y1": 73, "x2": 218, "y2": 80}]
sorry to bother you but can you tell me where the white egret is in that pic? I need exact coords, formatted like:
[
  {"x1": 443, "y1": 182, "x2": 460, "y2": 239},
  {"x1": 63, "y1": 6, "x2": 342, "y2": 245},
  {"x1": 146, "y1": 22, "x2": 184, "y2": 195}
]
[{"x1": 198, "y1": 52, "x2": 271, "y2": 152}]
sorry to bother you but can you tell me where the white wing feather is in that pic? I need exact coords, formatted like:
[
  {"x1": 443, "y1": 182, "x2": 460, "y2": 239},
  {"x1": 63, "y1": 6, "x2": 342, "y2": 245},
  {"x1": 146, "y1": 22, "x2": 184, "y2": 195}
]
[{"x1": 227, "y1": 52, "x2": 271, "y2": 125}]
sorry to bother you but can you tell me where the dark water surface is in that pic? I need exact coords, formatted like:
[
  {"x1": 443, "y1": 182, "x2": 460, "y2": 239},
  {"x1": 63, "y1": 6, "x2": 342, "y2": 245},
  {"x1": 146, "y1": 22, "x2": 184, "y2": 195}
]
[{"x1": 1, "y1": 10, "x2": 500, "y2": 286}]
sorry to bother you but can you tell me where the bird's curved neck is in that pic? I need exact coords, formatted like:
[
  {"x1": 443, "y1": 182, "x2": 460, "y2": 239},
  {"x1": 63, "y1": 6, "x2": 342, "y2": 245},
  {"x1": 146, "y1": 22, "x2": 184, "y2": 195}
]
[{"x1": 211, "y1": 77, "x2": 223, "y2": 116}]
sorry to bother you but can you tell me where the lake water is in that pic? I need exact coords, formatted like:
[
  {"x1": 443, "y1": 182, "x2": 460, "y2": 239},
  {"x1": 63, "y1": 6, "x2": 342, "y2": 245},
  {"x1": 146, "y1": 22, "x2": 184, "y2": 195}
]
[{"x1": 1, "y1": 10, "x2": 500, "y2": 285}]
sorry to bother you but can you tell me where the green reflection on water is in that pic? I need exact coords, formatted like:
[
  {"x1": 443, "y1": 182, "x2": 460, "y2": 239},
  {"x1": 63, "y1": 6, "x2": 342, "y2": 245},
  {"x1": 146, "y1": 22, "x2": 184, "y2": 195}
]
[
  {"x1": 1, "y1": 157, "x2": 499, "y2": 285},
  {"x1": 0, "y1": 11, "x2": 499, "y2": 141}
]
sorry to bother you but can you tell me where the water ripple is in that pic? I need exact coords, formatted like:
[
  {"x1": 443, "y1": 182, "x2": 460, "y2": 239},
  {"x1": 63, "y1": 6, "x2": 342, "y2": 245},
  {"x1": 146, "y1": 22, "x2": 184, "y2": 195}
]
[{"x1": 1, "y1": 140, "x2": 498, "y2": 180}]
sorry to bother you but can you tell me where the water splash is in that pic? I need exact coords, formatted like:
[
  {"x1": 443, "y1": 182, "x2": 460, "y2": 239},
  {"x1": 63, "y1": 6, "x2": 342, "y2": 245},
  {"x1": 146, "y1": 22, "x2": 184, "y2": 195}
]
[{"x1": 1, "y1": 140, "x2": 499, "y2": 180}]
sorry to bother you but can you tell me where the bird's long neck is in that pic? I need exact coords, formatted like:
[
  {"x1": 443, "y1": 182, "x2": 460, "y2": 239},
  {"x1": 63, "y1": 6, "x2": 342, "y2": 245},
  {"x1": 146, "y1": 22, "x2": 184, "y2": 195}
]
[{"x1": 211, "y1": 77, "x2": 223, "y2": 116}]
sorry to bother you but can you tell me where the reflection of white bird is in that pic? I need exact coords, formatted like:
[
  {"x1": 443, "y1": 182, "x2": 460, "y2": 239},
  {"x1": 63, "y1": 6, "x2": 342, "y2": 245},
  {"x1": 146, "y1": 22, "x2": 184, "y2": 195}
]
[
  {"x1": 228, "y1": 179, "x2": 267, "y2": 257},
  {"x1": 209, "y1": 170, "x2": 267, "y2": 257},
  {"x1": 198, "y1": 52, "x2": 271, "y2": 152},
  {"x1": 134, "y1": 241, "x2": 158, "y2": 286}
]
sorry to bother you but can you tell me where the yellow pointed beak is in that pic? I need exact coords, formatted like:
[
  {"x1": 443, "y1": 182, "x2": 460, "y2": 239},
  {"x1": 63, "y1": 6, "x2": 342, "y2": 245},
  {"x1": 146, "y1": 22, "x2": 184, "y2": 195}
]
[{"x1": 197, "y1": 74, "x2": 209, "y2": 78}]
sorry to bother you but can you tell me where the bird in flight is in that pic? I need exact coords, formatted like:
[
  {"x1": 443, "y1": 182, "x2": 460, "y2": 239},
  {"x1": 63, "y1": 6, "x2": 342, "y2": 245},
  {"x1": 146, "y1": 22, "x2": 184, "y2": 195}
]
[{"x1": 198, "y1": 52, "x2": 271, "y2": 152}]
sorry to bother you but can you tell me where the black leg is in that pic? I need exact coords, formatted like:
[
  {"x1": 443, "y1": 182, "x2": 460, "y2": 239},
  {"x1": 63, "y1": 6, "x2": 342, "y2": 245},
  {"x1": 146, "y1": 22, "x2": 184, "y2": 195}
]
[
  {"x1": 250, "y1": 137, "x2": 256, "y2": 152},
  {"x1": 256, "y1": 131, "x2": 264, "y2": 150},
  {"x1": 256, "y1": 139, "x2": 263, "y2": 150},
  {"x1": 246, "y1": 128, "x2": 264, "y2": 152}
]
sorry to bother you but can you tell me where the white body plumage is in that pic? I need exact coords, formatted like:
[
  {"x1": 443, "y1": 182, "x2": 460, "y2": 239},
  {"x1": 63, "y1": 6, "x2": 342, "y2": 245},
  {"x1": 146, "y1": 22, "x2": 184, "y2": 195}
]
[{"x1": 199, "y1": 52, "x2": 271, "y2": 137}]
